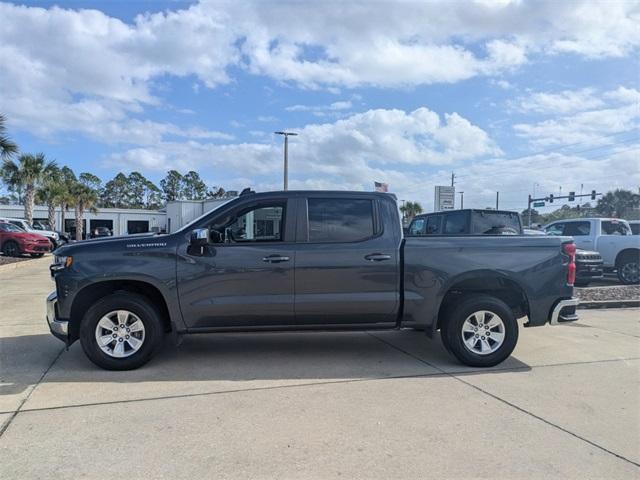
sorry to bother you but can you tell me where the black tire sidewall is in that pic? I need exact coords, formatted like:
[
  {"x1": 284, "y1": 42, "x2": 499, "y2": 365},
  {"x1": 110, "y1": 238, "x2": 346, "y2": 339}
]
[
  {"x1": 443, "y1": 295, "x2": 518, "y2": 367},
  {"x1": 80, "y1": 293, "x2": 164, "y2": 370},
  {"x1": 617, "y1": 258, "x2": 639, "y2": 285},
  {"x1": 3, "y1": 241, "x2": 19, "y2": 257}
]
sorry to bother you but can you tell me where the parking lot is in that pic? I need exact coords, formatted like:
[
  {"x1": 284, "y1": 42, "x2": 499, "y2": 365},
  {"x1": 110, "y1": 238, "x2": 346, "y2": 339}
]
[{"x1": 0, "y1": 257, "x2": 638, "y2": 479}]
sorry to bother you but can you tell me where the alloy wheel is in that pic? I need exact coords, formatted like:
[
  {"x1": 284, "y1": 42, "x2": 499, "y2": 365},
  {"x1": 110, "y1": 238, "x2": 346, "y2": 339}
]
[
  {"x1": 94, "y1": 310, "x2": 146, "y2": 358},
  {"x1": 461, "y1": 310, "x2": 505, "y2": 355}
]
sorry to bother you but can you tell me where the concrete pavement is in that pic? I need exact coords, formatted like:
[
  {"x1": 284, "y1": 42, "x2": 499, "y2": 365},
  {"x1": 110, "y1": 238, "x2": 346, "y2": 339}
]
[{"x1": 1, "y1": 257, "x2": 639, "y2": 479}]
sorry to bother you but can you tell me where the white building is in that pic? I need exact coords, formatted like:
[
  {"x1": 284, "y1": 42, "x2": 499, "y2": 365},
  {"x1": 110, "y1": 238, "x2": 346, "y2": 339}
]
[{"x1": 0, "y1": 197, "x2": 232, "y2": 237}]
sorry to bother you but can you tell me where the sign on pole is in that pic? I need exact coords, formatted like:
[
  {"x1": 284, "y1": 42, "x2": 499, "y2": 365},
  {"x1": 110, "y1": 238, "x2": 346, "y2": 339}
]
[
  {"x1": 533, "y1": 201, "x2": 545, "y2": 208},
  {"x1": 434, "y1": 186, "x2": 455, "y2": 211}
]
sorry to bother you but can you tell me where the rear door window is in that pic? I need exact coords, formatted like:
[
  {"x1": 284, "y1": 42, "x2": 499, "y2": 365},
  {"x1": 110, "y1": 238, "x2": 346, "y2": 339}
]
[
  {"x1": 443, "y1": 211, "x2": 467, "y2": 234},
  {"x1": 307, "y1": 198, "x2": 374, "y2": 242},
  {"x1": 426, "y1": 215, "x2": 443, "y2": 234},
  {"x1": 471, "y1": 212, "x2": 521, "y2": 235},
  {"x1": 602, "y1": 220, "x2": 630, "y2": 235}
]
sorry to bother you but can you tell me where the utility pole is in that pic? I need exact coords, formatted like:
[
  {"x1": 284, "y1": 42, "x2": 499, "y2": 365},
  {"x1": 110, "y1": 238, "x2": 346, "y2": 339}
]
[
  {"x1": 458, "y1": 191, "x2": 464, "y2": 209},
  {"x1": 528, "y1": 194, "x2": 532, "y2": 227},
  {"x1": 274, "y1": 131, "x2": 298, "y2": 190},
  {"x1": 496, "y1": 191, "x2": 499, "y2": 210}
]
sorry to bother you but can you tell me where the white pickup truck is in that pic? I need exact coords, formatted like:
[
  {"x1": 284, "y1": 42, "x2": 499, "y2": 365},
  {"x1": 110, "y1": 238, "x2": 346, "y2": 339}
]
[{"x1": 544, "y1": 218, "x2": 639, "y2": 284}]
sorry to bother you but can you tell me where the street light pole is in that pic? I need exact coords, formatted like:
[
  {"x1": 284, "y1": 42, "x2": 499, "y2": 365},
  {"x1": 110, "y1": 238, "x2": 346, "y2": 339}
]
[
  {"x1": 458, "y1": 191, "x2": 464, "y2": 209},
  {"x1": 275, "y1": 131, "x2": 298, "y2": 191}
]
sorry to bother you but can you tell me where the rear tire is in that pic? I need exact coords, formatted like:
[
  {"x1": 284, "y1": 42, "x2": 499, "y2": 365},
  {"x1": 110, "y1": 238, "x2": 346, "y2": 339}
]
[
  {"x1": 30, "y1": 253, "x2": 44, "y2": 258},
  {"x1": 80, "y1": 293, "x2": 164, "y2": 370},
  {"x1": 441, "y1": 294, "x2": 518, "y2": 367},
  {"x1": 574, "y1": 280, "x2": 590, "y2": 287},
  {"x1": 617, "y1": 252, "x2": 640, "y2": 285},
  {"x1": 2, "y1": 241, "x2": 20, "y2": 257}
]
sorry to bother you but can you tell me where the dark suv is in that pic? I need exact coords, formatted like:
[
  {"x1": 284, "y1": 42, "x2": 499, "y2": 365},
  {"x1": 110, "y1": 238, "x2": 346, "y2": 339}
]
[{"x1": 408, "y1": 209, "x2": 522, "y2": 236}]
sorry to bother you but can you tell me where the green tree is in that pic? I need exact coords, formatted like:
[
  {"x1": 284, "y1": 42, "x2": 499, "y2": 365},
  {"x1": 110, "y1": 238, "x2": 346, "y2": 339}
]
[
  {"x1": 160, "y1": 170, "x2": 183, "y2": 201},
  {"x1": 101, "y1": 173, "x2": 129, "y2": 208},
  {"x1": 36, "y1": 165, "x2": 65, "y2": 230},
  {"x1": 58, "y1": 167, "x2": 77, "y2": 233},
  {"x1": 596, "y1": 189, "x2": 640, "y2": 219},
  {"x1": 79, "y1": 172, "x2": 102, "y2": 191},
  {"x1": 126, "y1": 171, "x2": 154, "y2": 208},
  {"x1": 70, "y1": 181, "x2": 99, "y2": 240},
  {"x1": 144, "y1": 179, "x2": 163, "y2": 209},
  {"x1": 1, "y1": 153, "x2": 57, "y2": 223},
  {"x1": 400, "y1": 201, "x2": 423, "y2": 224},
  {"x1": 182, "y1": 170, "x2": 207, "y2": 200},
  {"x1": 0, "y1": 114, "x2": 18, "y2": 159},
  {"x1": 207, "y1": 186, "x2": 226, "y2": 199}
]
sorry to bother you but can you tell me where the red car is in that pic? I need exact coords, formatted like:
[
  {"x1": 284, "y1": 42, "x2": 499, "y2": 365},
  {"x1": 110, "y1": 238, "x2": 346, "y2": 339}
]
[{"x1": 0, "y1": 222, "x2": 51, "y2": 257}]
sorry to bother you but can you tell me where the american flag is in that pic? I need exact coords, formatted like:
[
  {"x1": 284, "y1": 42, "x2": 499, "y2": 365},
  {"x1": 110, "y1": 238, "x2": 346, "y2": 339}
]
[{"x1": 374, "y1": 181, "x2": 389, "y2": 192}]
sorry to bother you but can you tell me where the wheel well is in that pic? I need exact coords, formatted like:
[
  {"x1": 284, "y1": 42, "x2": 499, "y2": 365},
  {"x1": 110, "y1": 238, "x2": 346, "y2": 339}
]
[
  {"x1": 69, "y1": 280, "x2": 172, "y2": 340},
  {"x1": 436, "y1": 277, "x2": 529, "y2": 330},
  {"x1": 615, "y1": 248, "x2": 639, "y2": 267}
]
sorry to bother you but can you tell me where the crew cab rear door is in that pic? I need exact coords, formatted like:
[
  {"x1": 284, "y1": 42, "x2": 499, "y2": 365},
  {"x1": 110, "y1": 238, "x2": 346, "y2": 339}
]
[{"x1": 293, "y1": 194, "x2": 400, "y2": 326}]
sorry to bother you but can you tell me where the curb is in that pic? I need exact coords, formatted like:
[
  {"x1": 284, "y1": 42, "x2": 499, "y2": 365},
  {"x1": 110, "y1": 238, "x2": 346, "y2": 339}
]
[
  {"x1": 578, "y1": 299, "x2": 640, "y2": 309},
  {"x1": 0, "y1": 256, "x2": 51, "y2": 273}
]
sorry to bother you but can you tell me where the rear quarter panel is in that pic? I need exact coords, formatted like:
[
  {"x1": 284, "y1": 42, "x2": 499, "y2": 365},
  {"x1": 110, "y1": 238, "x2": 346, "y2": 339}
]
[{"x1": 403, "y1": 235, "x2": 573, "y2": 332}]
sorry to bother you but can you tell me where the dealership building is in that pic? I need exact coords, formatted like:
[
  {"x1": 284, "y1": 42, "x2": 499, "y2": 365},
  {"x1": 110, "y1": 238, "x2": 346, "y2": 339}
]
[{"x1": 0, "y1": 197, "x2": 231, "y2": 236}]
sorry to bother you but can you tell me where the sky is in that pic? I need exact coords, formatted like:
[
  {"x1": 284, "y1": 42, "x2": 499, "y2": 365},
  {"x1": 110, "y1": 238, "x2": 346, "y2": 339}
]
[{"x1": 1, "y1": 0, "x2": 639, "y2": 212}]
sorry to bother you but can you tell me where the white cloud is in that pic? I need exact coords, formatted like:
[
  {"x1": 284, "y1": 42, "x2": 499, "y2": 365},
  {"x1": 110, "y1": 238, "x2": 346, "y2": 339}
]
[
  {"x1": 107, "y1": 106, "x2": 500, "y2": 203},
  {"x1": 285, "y1": 100, "x2": 352, "y2": 113},
  {"x1": 517, "y1": 88, "x2": 605, "y2": 114},
  {"x1": 514, "y1": 86, "x2": 640, "y2": 147}
]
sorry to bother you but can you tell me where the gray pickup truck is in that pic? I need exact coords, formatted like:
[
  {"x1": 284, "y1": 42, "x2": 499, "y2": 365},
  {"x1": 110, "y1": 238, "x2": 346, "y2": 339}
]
[{"x1": 47, "y1": 190, "x2": 578, "y2": 370}]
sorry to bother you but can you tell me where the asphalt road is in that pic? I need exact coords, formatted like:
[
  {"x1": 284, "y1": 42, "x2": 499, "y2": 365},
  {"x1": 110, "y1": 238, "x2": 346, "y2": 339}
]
[{"x1": 1, "y1": 257, "x2": 639, "y2": 479}]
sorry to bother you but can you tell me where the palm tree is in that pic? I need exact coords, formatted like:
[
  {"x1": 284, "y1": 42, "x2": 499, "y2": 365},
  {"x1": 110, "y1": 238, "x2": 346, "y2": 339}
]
[
  {"x1": 596, "y1": 189, "x2": 640, "y2": 218},
  {"x1": 71, "y1": 182, "x2": 99, "y2": 240},
  {"x1": 36, "y1": 165, "x2": 65, "y2": 230},
  {"x1": 0, "y1": 114, "x2": 18, "y2": 159},
  {"x1": 58, "y1": 166, "x2": 77, "y2": 234},
  {"x1": 400, "y1": 201, "x2": 424, "y2": 223},
  {"x1": 1, "y1": 153, "x2": 57, "y2": 224}
]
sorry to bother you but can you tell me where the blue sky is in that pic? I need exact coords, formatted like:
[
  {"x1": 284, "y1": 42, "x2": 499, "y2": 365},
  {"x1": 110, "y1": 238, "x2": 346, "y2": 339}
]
[{"x1": 1, "y1": 0, "x2": 639, "y2": 211}]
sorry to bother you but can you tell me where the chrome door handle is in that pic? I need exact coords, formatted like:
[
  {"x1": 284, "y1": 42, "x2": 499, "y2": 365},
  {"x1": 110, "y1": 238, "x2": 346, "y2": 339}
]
[
  {"x1": 262, "y1": 255, "x2": 290, "y2": 263},
  {"x1": 364, "y1": 253, "x2": 392, "y2": 261}
]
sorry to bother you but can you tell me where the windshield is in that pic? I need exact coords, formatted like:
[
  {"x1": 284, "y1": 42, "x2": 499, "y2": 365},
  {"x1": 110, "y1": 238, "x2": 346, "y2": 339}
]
[
  {"x1": 0, "y1": 222, "x2": 24, "y2": 232},
  {"x1": 175, "y1": 198, "x2": 236, "y2": 233},
  {"x1": 471, "y1": 211, "x2": 521, "y2": 235}
]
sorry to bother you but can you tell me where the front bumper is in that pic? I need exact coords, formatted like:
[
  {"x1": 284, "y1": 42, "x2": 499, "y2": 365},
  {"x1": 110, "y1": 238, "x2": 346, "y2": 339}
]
[
  {"x1": 23, "y1": 243, "x2": 51, "y2": 254},
  {"x1": 46, "y1": 291, "x2": 68, "y2": 343},
  {"x1": 549, "y1": 298, "x2": 580, "y2": 325}
]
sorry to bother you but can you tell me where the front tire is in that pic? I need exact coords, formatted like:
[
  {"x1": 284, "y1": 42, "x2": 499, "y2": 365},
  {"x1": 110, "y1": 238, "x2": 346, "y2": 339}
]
[
  {"x1": 79, "y1": 293, "x2": 164, "y2": 370},
  {"x1": 441, "y1": 294, "x2": 518, "y2": 367},
  {"x1": 30, "y1": 253, "x2": 44, "y2": 258},
  {"x1": 2, "y1": 241, "x2": 20, "y2": 257}
]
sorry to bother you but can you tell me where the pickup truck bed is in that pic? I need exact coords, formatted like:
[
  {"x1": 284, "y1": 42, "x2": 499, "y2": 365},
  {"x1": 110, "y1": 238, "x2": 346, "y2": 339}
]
[{"x1": 48, "y1": 190, "x2": 578, "y2": 370}]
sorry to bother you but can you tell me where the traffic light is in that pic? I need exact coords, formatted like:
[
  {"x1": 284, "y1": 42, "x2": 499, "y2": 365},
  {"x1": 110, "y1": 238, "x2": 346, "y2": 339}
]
[
  {"x1": 591, "y1": 190, "x2": 596, "y2": 200},
  {"x1": 568, "y1": 191, "x2": 575, "y2": 201},
  {"x1": 549, "y1": 194, "x2": 554, "y2": 203}
]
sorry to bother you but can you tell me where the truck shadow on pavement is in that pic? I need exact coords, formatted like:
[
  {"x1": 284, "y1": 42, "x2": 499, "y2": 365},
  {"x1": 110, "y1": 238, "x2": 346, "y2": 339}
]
[{"x1": 1, "y1": 330, "x2": 531, "y2": 398}]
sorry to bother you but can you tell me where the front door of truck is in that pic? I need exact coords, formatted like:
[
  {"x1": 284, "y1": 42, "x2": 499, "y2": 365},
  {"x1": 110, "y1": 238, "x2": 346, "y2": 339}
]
[
  {"x1": 177, "y1": 198, "x2": 296, "y2": 329},
  {"x1": 293, "y1": 195, "x2": 400, "y2": 326}
]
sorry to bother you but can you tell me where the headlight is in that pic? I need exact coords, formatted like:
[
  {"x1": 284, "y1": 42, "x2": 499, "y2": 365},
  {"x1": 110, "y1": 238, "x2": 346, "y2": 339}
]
[
  {"x1": 52, "y1": 255, "x2": 73, "y2": 271},
  {"x1": 53, "y1": 233, "x2": 59, "y2": 240}
]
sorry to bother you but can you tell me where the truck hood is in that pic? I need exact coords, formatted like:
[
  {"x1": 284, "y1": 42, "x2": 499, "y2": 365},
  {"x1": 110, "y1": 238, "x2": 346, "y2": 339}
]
[{"x1": 54, "y1": 232, "x2": 165, "y2": 255}]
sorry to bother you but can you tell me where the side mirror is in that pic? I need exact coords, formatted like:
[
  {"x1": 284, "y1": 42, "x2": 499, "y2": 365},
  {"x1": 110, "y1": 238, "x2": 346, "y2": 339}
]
[{"x1": 190, "y1": 228, "x2": 210, "y2": 247}]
